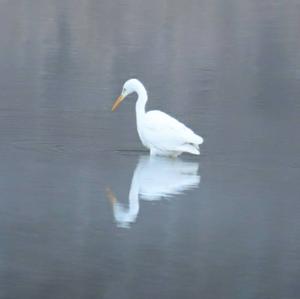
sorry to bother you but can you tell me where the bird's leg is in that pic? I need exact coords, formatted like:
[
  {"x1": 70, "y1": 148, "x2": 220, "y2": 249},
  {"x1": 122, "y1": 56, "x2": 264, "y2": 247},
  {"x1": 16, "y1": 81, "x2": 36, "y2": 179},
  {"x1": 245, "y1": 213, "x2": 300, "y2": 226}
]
[
  {"x1": 170, "y1": 153, "x2": 180, "y2": 159},
  {"x1": 150, "y1": 148, "x2": 157, "y2": 156}
]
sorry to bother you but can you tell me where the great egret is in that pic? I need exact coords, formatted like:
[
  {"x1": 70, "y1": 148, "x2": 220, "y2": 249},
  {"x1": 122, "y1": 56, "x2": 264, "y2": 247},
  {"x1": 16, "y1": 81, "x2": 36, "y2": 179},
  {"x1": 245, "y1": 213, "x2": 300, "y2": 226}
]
[{"x1": 112, "y1": 79, "x2": 204, "y2": 157}]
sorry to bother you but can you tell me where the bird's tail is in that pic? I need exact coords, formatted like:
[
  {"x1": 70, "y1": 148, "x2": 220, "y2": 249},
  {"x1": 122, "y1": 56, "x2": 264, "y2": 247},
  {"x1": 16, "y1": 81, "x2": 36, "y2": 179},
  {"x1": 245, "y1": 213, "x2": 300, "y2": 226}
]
[
  {"x1": 179, "y1": 143, "x2": 200, "y2": 155},
  {"x1": 194, "y1": 134, "x2": 204, "y2": 145}
]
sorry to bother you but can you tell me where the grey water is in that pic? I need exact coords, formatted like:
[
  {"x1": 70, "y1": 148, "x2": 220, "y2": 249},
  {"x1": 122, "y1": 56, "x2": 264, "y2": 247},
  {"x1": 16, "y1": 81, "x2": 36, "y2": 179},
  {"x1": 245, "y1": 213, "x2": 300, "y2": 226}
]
[{"x1": 0, "y1": 0, "x2": 300, "y2": 298}]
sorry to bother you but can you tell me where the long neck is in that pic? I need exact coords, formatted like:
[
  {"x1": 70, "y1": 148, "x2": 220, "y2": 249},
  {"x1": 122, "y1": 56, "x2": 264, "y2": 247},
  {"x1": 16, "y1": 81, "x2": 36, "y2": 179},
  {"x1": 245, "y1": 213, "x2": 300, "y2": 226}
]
[{"x1": 135, "y1": 86, "x2": 148, "y2": 121}]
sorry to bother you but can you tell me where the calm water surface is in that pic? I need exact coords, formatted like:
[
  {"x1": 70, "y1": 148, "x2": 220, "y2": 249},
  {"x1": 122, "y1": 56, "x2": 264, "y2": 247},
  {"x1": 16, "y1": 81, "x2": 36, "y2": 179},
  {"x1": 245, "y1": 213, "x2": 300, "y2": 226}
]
[{"x1": 0, "y1": 0, "x2": 300, "y2": 298}]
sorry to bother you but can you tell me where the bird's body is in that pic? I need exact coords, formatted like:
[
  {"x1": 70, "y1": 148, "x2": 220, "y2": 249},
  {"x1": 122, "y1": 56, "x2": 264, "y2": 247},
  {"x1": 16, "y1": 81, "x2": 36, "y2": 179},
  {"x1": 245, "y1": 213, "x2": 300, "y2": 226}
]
[
  {"x1": 137, "y1": 110, "x2": 202, "y2": 157},
  {"x1": 112, "y1": 79, "x2": 203, "y2": 157}
]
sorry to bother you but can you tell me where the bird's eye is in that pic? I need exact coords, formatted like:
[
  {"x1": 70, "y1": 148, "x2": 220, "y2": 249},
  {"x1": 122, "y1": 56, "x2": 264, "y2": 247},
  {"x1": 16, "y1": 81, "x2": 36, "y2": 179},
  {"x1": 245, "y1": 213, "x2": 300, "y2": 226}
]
[{"x1": 123, "y1": 88, "x2": 127, "y2": 93}]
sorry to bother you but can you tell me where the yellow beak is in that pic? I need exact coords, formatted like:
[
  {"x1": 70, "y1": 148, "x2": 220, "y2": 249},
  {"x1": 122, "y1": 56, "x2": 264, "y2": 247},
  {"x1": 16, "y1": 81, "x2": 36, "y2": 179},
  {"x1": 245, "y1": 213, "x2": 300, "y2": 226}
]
[{"x1": 111, "y1": 94, "x2": 125, "y2": 111}]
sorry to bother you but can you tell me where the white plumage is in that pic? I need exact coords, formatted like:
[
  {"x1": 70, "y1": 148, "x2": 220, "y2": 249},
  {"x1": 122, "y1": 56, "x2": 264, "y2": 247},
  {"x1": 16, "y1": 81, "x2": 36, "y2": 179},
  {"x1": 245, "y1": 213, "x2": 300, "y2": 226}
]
[{"x1": 112, "y1": 79, "x2": 203, "y2": 157}]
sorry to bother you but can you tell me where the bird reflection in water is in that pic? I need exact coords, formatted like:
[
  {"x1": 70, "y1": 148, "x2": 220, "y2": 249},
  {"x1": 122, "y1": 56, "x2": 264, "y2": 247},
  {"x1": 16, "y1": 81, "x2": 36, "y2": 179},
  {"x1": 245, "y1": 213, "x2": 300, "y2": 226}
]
[{"x1": 106, "y1": 156, "x2": 200, "y2": 228}]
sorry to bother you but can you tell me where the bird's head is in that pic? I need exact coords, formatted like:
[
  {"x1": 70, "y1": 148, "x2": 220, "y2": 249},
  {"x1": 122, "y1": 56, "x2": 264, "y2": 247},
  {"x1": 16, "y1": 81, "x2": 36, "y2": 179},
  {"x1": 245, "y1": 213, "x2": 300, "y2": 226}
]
[{"x1": 112, "y1": 79, "x2": 144, "y2": 111}]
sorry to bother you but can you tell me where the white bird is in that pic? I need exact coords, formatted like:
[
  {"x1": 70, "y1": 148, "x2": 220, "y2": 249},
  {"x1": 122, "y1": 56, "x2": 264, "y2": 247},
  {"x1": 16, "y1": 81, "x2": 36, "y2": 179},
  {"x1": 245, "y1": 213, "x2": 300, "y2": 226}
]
[{"x1": 112, "y1": 79, "x2": 204, "y2": 157}]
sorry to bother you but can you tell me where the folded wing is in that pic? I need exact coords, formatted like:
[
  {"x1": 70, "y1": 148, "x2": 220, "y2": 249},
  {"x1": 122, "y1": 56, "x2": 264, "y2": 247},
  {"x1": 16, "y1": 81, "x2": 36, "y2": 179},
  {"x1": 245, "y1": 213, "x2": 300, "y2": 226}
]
[{"x1": 143, "y1": 110, "x2": 203, "y2": 152}]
